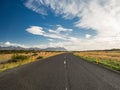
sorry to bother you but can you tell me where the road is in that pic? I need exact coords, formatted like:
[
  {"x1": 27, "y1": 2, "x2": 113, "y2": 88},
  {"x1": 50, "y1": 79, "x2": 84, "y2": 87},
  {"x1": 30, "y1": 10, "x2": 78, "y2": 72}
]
[{"x1": 0, "y1": 53, "x2": 120, "y2": 90}]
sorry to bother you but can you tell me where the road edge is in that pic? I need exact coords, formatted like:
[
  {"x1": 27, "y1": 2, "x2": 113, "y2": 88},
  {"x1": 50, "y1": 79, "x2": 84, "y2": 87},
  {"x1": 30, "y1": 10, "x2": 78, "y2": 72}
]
[{"x1": 73, "y1": 54, "x2": 120, "y2": 75}]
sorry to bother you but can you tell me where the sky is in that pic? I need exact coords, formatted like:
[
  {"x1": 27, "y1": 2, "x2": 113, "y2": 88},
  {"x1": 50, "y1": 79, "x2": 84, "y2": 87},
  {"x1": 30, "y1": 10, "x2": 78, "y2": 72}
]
[{"x1": 0, "y1": 0, "x2": 120, "y2": 51}]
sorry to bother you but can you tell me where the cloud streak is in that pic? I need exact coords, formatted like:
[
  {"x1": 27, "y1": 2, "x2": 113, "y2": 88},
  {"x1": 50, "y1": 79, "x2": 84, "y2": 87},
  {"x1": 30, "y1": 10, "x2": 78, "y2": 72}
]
[
  {"x1": 24, "y1": 0, "x2": 47, "y2": 15},
  {"x1": 26, "y1": 25, "x2": 73, "y2": 40}
]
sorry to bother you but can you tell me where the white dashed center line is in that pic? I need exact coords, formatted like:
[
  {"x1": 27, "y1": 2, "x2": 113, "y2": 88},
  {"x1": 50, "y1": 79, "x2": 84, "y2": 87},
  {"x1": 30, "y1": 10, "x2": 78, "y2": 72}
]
[
  {"x1": 65, "y1": 87, "x2": 68, "y2": 90},
  {"x1": 64, "y1": 60, "x2": 66, "y2": 65}
]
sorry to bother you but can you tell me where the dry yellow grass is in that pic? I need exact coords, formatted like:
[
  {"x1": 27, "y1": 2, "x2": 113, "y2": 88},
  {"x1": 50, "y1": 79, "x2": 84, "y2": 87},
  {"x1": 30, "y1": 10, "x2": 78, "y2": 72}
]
[
  {"x1": 75, "y1": 51, "x2": 120, "y2": 62},
  {"x1": 0, "y1": 52, "x2": 63, "y2": 61},
  {"x1": 36, "y1": 51, "x2": 63, "y2": 58},
  {"x1": 74, "y1": 51, "x2": 120, "y2": 71},
  {"x1": 0, "y1": 54, "x2": 13, "y2": 61},
  {"x1": 0, "y1": 53, "x2": 33, "y2": 61},
  {"x1": 0, "y1": 51, "x2": 64, "y2": 72}
]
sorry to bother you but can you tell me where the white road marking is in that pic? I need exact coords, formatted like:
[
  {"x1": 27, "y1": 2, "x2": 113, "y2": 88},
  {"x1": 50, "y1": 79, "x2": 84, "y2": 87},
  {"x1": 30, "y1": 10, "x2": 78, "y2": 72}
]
[
  {"x1": 65, "y1": 87, "x2": 68, "y2": 90},
  {"x1": 64, "y1": 60, "x2": 66, "y2": 65},
  {"x1": 64, "y1": 58, "x2": 68, "y2": 90}
]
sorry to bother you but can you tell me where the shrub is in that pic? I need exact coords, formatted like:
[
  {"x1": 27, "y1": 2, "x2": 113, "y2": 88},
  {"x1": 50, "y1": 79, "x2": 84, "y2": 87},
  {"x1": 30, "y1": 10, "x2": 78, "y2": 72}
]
[
  {"x1": 32, "y1": 53, "x2": 38, "y2": 56},
  {"x1": 8, "y1": 55, "x2": 29, "y2": 63},
  {"x1": 36, "y1": 56, "x2": 43, "y2": 59}
]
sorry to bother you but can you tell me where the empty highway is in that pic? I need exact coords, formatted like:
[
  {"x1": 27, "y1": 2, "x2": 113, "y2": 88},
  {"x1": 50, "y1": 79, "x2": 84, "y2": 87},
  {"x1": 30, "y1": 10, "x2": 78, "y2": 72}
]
[{"x1": 0, "y1": 53, "x2": 120, "y2": 90}]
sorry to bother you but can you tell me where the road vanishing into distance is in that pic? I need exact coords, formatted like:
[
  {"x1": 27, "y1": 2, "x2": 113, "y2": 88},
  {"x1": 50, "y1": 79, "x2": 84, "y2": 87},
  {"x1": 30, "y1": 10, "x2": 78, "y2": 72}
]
[{"x1": 0, "y1": 53, "x2": 120, "y2": 90}]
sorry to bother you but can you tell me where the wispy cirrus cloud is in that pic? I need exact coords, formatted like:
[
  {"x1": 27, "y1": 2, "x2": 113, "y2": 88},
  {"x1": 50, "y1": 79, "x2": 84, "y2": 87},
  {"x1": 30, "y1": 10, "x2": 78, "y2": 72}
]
[
  {"x1": 24, "y1": 0, "x2": 47, "y2": 15},
  {"x1": 24, "y1": 0, "x2": 120, "y2": 38},
  {"x1": 24, "y1": 0, "x2": 120, "y2": 50}
]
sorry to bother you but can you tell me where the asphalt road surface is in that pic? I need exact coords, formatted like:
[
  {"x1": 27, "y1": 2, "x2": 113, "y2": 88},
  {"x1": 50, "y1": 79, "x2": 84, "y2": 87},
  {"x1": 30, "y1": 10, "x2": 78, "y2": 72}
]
[{"x1": 0, "y1": 53, "x2": 120, "y2": 90}]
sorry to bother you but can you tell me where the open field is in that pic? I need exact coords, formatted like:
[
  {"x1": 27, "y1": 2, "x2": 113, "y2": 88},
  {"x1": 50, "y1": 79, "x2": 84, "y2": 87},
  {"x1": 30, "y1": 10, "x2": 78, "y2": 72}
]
[
  {"x1": 74, "y1": 50, "x2": 120, "y2": 71},
  {"x1": 0, "y1": 50, "x2": 64, "y2": 72}
]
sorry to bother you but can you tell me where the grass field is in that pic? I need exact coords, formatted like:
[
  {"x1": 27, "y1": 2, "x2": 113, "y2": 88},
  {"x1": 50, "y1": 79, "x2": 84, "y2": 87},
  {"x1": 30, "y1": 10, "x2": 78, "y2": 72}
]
[
  {"x1": 0, "y1": 51, "x2": 64, "y2": 72},
  {"x1": 74, "y1": 50, "x2": 120, "y2": 71},
  {"x1": 0, "y1": 54, "x2": 13, "y2": 61}
]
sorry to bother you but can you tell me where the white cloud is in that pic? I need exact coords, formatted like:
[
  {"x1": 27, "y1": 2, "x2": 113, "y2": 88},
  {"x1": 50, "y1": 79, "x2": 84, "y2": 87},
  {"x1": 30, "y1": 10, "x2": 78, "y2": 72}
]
[
  {"x1": 24, "y1": 0, "x2": 47, "y2": 15},
  {"x1": 24, "y1": 0, "x2": 120, "y2": 50},
  {"x1": 48, "y1": 25, "x2": 72, "y2": 34},
  {"x1": 85, "y1": 34, "x2": 91, "y2": 39},
  {"x1": 75, "y1": 0, "x2": 120, "y2": 38},
  {"x1": 5, "y1": 41, "x2": 11, "y2": 46},
  {"x1": 1, "y1": 41, "x2": 26, "y2": 48},
  {"x1": 41, "y1": 37, "x2": 120, "y2": 51},
  {"x1": 26, "y1": 26, "x2": 44, "y2": 35},
  {"x1": 26, "y1": 25, "x2": 73, "y2": 40},
  {"x1": 48, "y1": 39, "x2": 54, "y2": 41}
]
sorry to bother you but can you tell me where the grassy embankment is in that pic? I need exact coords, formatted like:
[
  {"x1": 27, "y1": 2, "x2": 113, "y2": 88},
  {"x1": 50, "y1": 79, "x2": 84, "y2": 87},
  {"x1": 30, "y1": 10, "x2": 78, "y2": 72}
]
[
  {"x1": 74, "y1": 50, "x2": 120, "y2": 71},
  {"x1": 0, "y1": 50, "x2": 63, "y2": 72}
]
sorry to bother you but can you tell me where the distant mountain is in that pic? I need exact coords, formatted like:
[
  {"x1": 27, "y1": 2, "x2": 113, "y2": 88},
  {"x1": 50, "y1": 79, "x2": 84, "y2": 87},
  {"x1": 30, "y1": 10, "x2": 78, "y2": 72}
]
[
  {"x1": 0, "y1": 46, "x2": 25, "y2": 50},
  {"x1": 29, "y1": 47, "x2": 42, "y2": 50},
  {"x1": 43, "y1": 47, "x2": 67, "y2": 51},
  {"x1": 0, "y1": 46, "x2": 67, "y2": 51}
]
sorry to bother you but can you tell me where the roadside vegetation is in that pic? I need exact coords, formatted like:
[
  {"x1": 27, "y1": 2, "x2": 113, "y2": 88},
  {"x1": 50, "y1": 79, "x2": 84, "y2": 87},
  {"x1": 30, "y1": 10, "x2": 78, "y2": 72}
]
[
  {"x1": 74, "y1": 50, "x2": 120, "y2": 71},
  {"x1": 0, "y1": 50, "x2": 63, "y2": 72}
]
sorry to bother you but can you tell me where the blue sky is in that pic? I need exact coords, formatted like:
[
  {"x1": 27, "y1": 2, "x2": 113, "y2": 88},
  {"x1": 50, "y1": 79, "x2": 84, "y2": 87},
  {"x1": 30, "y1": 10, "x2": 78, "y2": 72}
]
[{"x1": 0, "y1": 0, "x2": 120, "y2": 50}]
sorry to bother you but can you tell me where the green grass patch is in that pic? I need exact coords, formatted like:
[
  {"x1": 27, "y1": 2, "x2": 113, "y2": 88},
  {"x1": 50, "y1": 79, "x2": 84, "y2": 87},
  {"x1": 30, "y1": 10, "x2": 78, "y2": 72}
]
[{"x1": 74, "y1": 54, "x2": 120, "y2": 72}]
